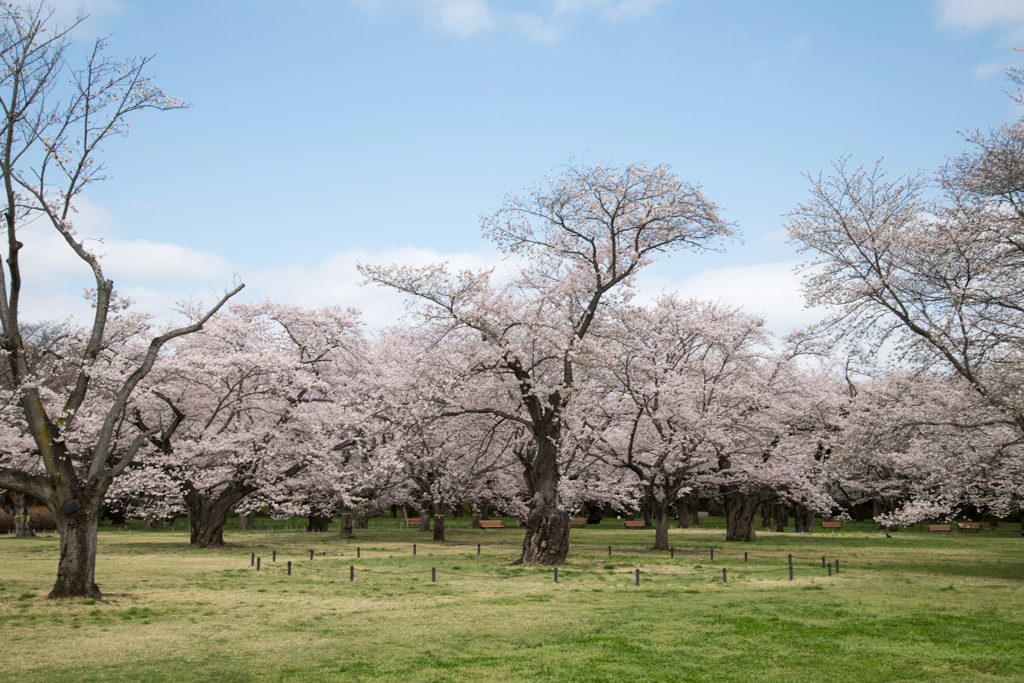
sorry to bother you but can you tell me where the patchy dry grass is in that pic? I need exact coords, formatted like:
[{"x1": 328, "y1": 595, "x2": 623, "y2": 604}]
[{"x1": 1, "y1": 522, "x2": 1023, "y2": 681}]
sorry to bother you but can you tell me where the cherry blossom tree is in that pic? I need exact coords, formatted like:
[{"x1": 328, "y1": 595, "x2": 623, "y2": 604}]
[
  {"x1": 0, "y1": 4, "x2": 241, "y2": 598},
  {"x1": 361, "y1": 161, "x2": 732, "y2": 565},
  {"x1": 126, "y1": 302, "x2": 363, "y2": 548}
]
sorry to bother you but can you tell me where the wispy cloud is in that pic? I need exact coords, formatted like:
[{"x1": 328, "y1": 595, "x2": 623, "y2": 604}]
[
  {"x1": 349, "y1": 0, "x2": 671, "y2": 43},
  {"x1": 420, "y1": 0, "x2": 495, "y2": 38}
]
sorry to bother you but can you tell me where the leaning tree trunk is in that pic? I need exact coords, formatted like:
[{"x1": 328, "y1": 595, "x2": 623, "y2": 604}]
[
  {"x1": 653, "y1": 501, "x2": 671, "y2": 551},
  {"x1": 721, "y1": 491, "x2": 760, "y2": 543},
  {"x1": 518, "y1": 436, "x2": 571, "y2": 566},
  {"x1": 9, "y1": 491, "x2": 35, "y2": 538}
]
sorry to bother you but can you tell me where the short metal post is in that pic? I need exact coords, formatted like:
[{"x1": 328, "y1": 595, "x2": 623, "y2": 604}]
[
  {"x1": 635, "y1": 568, "x2": 640, "y2": 586},
  {"x1": 723, "y1": 568, "x2": 727, "y2": 583},
  {"x1": 788, "y1": 553, "x2": 792, "y2": 567},
  {"x1": 414, "y1": 544, "x2": 417, "y2": 556},
  {"x1": 432, "y1": 567, "x2": 436, "y2": 582},
  {"x1": 256, "y1": 557, "x2": 261, "y2": 571},
  {"x1": 822, "y1": 555, "x2": 826, "y2": 569},
  {"x1": 357, "y1": 547, "x2": 360, "y2": 559},
  {"x1": 287, "y1": 561, "x2": 292, "y2": 576},
  {"x1": 251, "y1": 553, "x2": 255, "y2": 566},
  {"x1": 670, "y1": 547, "x2": 674, "y2": 559},
  {"x1": 744, "y1": 551, "x2": 748, "y2": 562},
  {"x1": 310, "y1": 549, "x2": 314, "y2": 560},
  {"x1": 349, "y1": 565, "x2": 354, "y2": 582},
  {"x1": 828, "y1": 562, "x2": 832, "y2": 577},
  {"x1": 835, "y1": 559, "x2": 840, "y2": 574},
  {"x1": 710, "y1": 548, "x2": 714, "y2": 561},
  {"x1": 554, "y1": 567, "x2": 558, "y2": 583},
  {"x1": 789, "y1": 565, "x2": 793, "y2": 581},
  {"x1": 273, "y1": 551, "x2": 276, "y2": 562},
  {"x1": 608, "y1": 546, "x2": 611, "y2": 557},
  {"x1": 477, "y1": 543, "x2": 481, "y2": 555}
]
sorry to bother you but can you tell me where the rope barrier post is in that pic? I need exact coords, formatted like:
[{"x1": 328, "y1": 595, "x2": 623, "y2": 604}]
[
  {"x1": 350, "y1": 565, "x2": 354, "y2": 582},
  {"x1": 257, "y1": 557, "x2": 261, "y2": 571},
  {"x1": 835, "y1": 559, "x2": 840, "y2": 574},
  {"x1": 251, "y1": 553, "x2": 254, "y2": 566},
  {"x1": 310, "y1": 549, "x2": 314, "y2": 560},
  {"x1": 287, "y1": 561, "x2": 291, "y2": 576},
  {"x1": 788, "y1": 553, "x2": 792, "y2": 567},
  {"x1": 477, "y1": 543, "x2": 480, "y2": 555},
  {"x1": 357, "y1": 547, "x2": 360, "y2": 559},
  {"x1": 608, "y1": 546, "x2": 611, "y2": 557},
  {"x1": 710, "y1": 548, "x2": 714, "y2": 561},
  {"x1": 432, "y1": 567, "x2": 436, "y2": 583},
  {"x1": 744, "y1": 551, "x2": 748, "y2": 562},
  {"x1": 634, "y1": 568, "x2": 640, "y2": 586},
  {"x1": 821, "y1": 555, "x2": 826, "y2": 569},
  {"x1": 723, "y1": 568, "x2": 727, "y2": 584},
  {"x1": 789, "y1": 565, "x2": 793, "y2": 581},
  {"x1": 828, "y1": 562, "x2": 832, "y2": 577},
  {"x1": 273, "y1": 551, "x2": 276, "y2": 562},
  {"x1": 554, "y1": 567, "x2": 558, "y2": 583},
  {"x1": 414, "y1": 544, "x2": 417, "y2": 556},
  {"x1": 670, "y1": 547, "x2": 674, "y2": 559}
]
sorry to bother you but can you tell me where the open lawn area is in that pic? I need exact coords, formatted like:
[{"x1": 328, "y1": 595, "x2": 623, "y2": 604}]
[{"x1": 1, "y1": 520, "x2": 1023, "y2": 682}]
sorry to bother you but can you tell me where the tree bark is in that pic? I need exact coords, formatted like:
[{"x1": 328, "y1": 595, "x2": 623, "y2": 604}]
[
  {"x1": 185, "y1": 485, "x2": 252, "y2": 549},
  {"x1": 471, "y1": 514, "x2": 481, "y2": 529},
  {"x1": 8, "y1": 491, "x2": 34, "y2": 538},
  {"x1": 419, "y1": 509, "x2": 431, "y2": 532},
  {"x1": 793, "y1": 504, "x2": 815, "y2": 533},
  {"x1": 676, "y1": 499, "x2": 688, "y2": 529},
  {"x1": 306, "y1": 515, "x2": 331, "y2": 532},
  {"x1": 722, "y1": 491, "x2": 760, "y2": 542},
  {"x1": 518, "y1": 434, "x2": 570, "y2": 566},
  {"x1": 432, "y1": 513, "x2": 445, "y2": 542},
  {"x1": 690, "y1": 494, "x2": 700, "y2": 526},
  {"x1": 653, "y1": 501, "x2": 671, "y2": 551},
  {"x1": 339, "y1": 512, "x2": 354, "y2": 538},
  {"x1": 49, "y1": 491, "x2": 106, "y2": 599}
]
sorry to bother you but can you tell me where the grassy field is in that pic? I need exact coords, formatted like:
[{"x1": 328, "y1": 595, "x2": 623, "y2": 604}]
[{"x1": 1, "y1": 519, "x2": 1022, "y2": 682}]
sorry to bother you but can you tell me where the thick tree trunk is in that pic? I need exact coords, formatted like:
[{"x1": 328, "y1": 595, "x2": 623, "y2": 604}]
[
  {"x1": 793, "y1": 504, "x2": 815, "y2": 533},
  {"x1": 49, "y1": 492, "x2": 105, "y2": 599},
  {"x1": 761, "y1": 502, "x2": 771, "y2": 529},
  {"x1": 653, "y1": 502, "x2": 671, "y2": 551},
  {"x1": 519, "y1": 435, "x2": 570, "y2": 566},
  {"x1": 690, "y1": 494, "x2": 700, "y2": 526},
  {"x1": 677, "y1": 499, "x2": 688, "y2": 529},
  {"x1": 339, "y1": 512, "x2": 354, "y2": 538},
  {"x1": 519, "y1": 502, "x2": 570, "y2": 565},
  {"x1": 306, "y1": 515, "x2": 331, "y2": 532},
  {"x1": 432, "y1": 513, "x2": 445, "y2": 542},
  {"x1": 9, "y1": 491, "x2": 34, "y2": 538},
  {"x1": 419, "y1": 509, "x2": 431, "y2": 532},
  {"x1": 355, "y1": 509, "x2": 369, "y2": 530},
  {"x1": 185, "y1": 487, "x2": 248, "y2": 549},
  {"x1": 722, "y1": 492, "x2": 760, "y2": 542},
  {"x1": 471, "y1": 514, "x2": 481, "y2": 529}
]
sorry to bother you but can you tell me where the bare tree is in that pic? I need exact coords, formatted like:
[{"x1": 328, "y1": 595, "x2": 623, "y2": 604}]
[{"x1": 0, "y1": 3, "x2": 241, "y2": 598}]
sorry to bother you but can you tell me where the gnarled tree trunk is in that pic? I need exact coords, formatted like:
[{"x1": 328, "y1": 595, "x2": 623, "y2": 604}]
[
  {"x1": 185, "y1": 485, "x2": 254, "y2": 549},
  {"x1": 49, "y1": 488, "x2": 107, "y2": 599},
  {"x1": 653, "y1": 501, "x2": 671, "y2": 551},
  {"x1": 519, "y1": 435, "x2": 570, "y2": 566},
  {"x1": 722, "y1": 491, "x2": 760, "y2": 543}
]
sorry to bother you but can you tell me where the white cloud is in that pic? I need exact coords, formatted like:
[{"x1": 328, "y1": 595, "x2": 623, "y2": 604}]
[
  {"x1": 511, "y1": 12, "x2": 562, "y2": 44},
  {"x1": 634, "y1": 261, "x2": 823, "y2": 337},
  {"x1": 935, "y1": 0, "x2": 1024, "y2": 30},
  {"x1": 552, "y1": 0, "x2": 670, "y2": 20},
  {"x1": 789, "y1": 30, "x2": 810, "y2": 54},
  {"x1": 420, "y1": 0, "x2": 495, "y2": 38}
]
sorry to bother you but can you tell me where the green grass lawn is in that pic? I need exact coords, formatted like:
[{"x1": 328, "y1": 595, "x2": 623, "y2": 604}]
[{"x1": 1, "y1": 519, "x2": 1022, "y2": 682}]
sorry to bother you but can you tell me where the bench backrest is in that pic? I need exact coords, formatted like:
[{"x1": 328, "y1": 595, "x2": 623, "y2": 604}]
[
  {"x1": 406, "y1": 518, "x2": 422, "y2": 526},
  {"x1": 478, "y1": 520, "x2": 503, "y2": 528},
  {"x1": 821, "y1": 522, "x2": 842, "y2": 528},
  {"x1": 624, "y1": 521, "x2": 645, "y2": 528},
  {"x1": 929, "y1": 524, "x2": 952, "y2": 531},
  {"x1": 571, "y1": 519, "x2": 587, "y2": 526}
]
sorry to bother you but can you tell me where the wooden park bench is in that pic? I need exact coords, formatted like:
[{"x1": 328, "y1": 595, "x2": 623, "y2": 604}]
[
  {"x1": 928, "y1": 524, "x2": 952, "y2": 533},
  {"x1": 478, "y1": 520, "x2": 504, "y2": 529},
  {"x1": 624, "y1": 521, "x2": 646, "y2": 529},
  {"x1": 405, "y1": 518, "x2": 422, "y2": 529},
  {"x1": 571, "y1": 519, "x2": 587, "y2": 527},
  {"x1": 822, "y1": 521, "x2": 842, "y2": 532},
  {"x1": 957, "y1": 523, "x2": 981, "y2": 532}
]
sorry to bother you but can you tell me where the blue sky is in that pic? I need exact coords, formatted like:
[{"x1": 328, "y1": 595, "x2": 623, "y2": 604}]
[{"x1": 26, "y1": 0, "x2": 1024, "y2": 333}]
